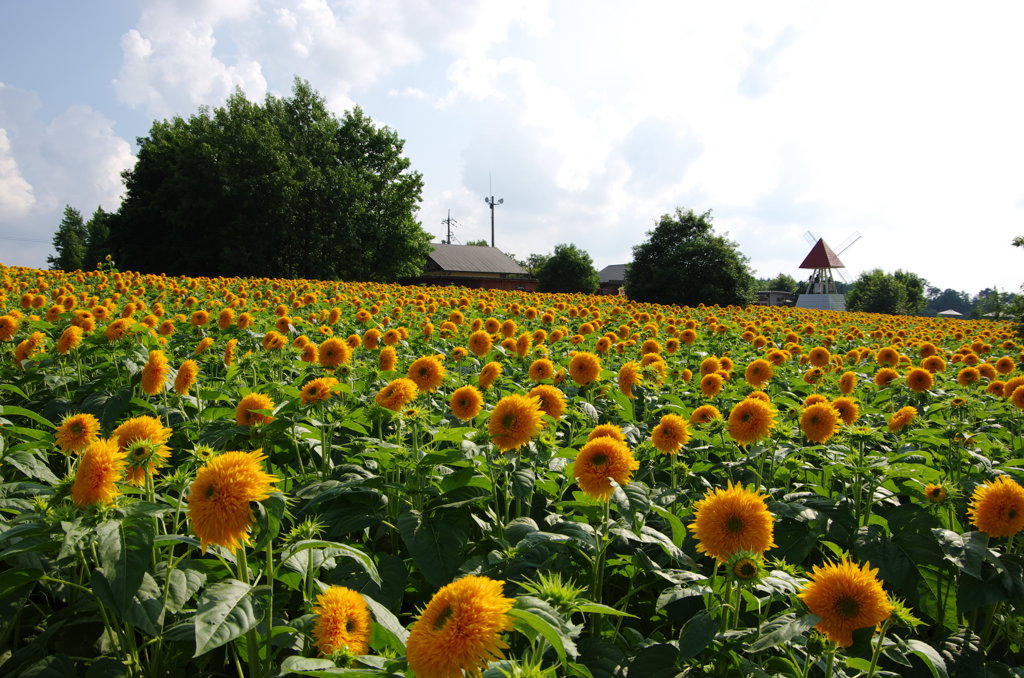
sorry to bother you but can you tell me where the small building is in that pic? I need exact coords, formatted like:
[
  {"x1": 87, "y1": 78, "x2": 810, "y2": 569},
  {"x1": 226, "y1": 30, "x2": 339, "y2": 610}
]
[
  {"x1": 598, "y1": 264, "x2": 627, "y2": 295},
  {"x1": 403, "y1": 243, "x2": 536, "y2": 291},
  {"x1": 755, "y1": 290, "x2": 796, "y2": 306}
]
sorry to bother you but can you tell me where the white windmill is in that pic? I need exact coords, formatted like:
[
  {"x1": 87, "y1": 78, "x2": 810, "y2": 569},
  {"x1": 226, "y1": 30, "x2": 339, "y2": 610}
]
[{"x1": 795, "y1": 231, "x2": 861, "y2": 312}]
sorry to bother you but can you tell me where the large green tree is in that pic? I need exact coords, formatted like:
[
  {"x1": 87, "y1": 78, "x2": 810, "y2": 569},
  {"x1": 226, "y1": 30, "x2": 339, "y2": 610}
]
[
  {"x1": 108, "y1": 79, "x2": 430, "y2": 280},
  {"x1": 846, "y1": 268, "x2": 927, "y2": 315},
  {"x1": 47, "y1": 205, "x2": 87, "y2": 271},
  {"x1": 624, "y1": 208, "x2": 755, "y2": 306},
  {"x1": 536, "y1": 243, "x2": 599, "y2": 294}
]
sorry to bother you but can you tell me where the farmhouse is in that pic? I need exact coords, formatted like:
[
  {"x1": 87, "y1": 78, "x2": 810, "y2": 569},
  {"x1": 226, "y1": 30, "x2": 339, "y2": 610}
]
[{"x1": 404, "y1": 243, "x2": 536, "y2": 291}]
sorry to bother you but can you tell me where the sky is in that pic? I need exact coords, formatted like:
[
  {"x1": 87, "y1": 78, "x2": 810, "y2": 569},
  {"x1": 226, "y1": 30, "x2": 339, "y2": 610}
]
[{"x1": 2, "y1": 1, "x2": 1023, "y2": 296}]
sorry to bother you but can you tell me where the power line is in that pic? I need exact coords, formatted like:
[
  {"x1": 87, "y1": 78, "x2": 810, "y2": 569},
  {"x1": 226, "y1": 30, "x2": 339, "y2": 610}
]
[{"x1": 0, "y1": 235, "x2": 48, "y2": 243}]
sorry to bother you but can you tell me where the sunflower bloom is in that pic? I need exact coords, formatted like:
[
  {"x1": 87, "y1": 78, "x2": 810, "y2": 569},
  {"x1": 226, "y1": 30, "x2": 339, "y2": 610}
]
[
  {"x1": 887, "y1": 406, "x2": 917, "y2": 432},
  {"x1": 744, "y1": 359, "x2": 772, "y2": 388},
  {"x1": 573, "y1": 436, "x2": 640, "y2": 500},
  {"x1": 968, "y1": 475, "x2": 1024, "y2": 537},
  {"x1": 727, "y1": 398, "x2": 776, "y2": 446},
  {"x1": 801, "y1": 402, "x2": 840, "y2": 444},
  {"x1": 312, "y1": 586, "x2": 372, "y2": 657},
  {"x1": 700, "y1": 372, "x2": 724, "y2": 398},
  {"x1": 236, "y1": 392, "x2": 276, "y2": 427},
  {"x1": 529, "y1": 358, "x2": 555, "y2": 382},
  {"x1": 468, "y1": 330, "x2": 493, "y2": 357},
  {"x1": 375, "y1": 378, "x2": 419, "y2": 412},
  {"x1": 57, "y1": 325, "x2": 84, "y2": 354},
  {"x1": 924, "y1": 483, "x2": 948, "y2": 503},
  {"x1": 690, "y1": 405, "x2": 722, "y2": 424},
  {"x1": 617, "y1": 361, "x2": 643, "y2": 399},
  {"x1": 529, "y1": 384, "x2": 566, "y2": 421},
  {"x1": 839, "y1": 371, "x2": 858, "y2": 394},
  {"x1": 479, "y1": 361, "x2": 502, "y2": 390},
  {"x1": 301, "y1": 377, "x2": 339, "y2": 405},
  {"x1": 569, "y1": 352, "x2": 601, "y2": 386},
  {"x1": 188, "y1": 449, "x2": 279, "y2": 552},
  {"x1": 688, "y1": 482, "x2": 776, "y2": 562},
  {"x1": 488, "y1": 394, "x2": 544, "y2": 452},
  {"x1": 651, "y1": 413, "x2": 690, "y2": 455},
  {"x1": 905, "y1": 367, "x2": 933, "y2": 393},
  {"x1": 408, "y1": 356, "x2": 446, "y2": 392},
  {"x1": 113, "y1": 415, "x2": 172, "y2": 486},
  {"x1": 174, "y1": 359, "x2": 199, "y2": 395},
  {"x1": 319, "y1": 337, "x2": 352, "y2": 368},
  {"x1": 450, "y1": 385, "x2": 484, "y2": 421},
  {"x1": 588, "y1": 423, "x2": 626, "y2": 443},
  {"x1": 406, "y1": 575, "x2": 514, "y2": 678},
  {"x1": 71, "y1": 438, "x2": 126, "y2": 508},
  {"x1": 798, "y1": 559, "x2": 893, "y2": 647},
  {"x1": 1010, "y1": 385, "x2": 1024, "y2": 411},
  {"x1": 831, "y1": 397, "x2": 859, "y2": 425},
  {"x1": 55, "y1": 413, "x2": 102, "y2": 455}
]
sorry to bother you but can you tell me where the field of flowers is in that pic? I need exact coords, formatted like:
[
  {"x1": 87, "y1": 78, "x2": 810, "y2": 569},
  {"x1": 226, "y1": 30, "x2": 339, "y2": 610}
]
[{"x1": 1, "y1": 262, "x2": 1023, "y2": 677}]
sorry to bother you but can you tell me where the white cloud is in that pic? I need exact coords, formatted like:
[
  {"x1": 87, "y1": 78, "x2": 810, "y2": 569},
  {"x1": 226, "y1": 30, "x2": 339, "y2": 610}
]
[{"x1": 0, "y1": 129, "x2": 35, "y2": 219}]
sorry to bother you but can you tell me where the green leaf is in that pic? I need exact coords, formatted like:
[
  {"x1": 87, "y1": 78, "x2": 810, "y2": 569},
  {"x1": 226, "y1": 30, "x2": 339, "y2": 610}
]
[
  {"x1": 282, "y1": 540, "x2": 381, "y2": 587},
  {"x1": 931, "y1": 529, "x2": 987, "y2": 579},
  {"x1": 397, "y1": 509, "x2": 466, "y2": 588},
  {"x1": 649, "y1": 504, "x2": 687, "y2": 548},
  {"x1": 164, "y1": 561, "x2": 207, "y2": 614},
  {"x1": 508, "y1": 608, "x2": 570, "y2": 664},
  {"x1": 904, "y1": 639, "x2": 948, "y2": 678},
  {"x1": 124, "y1": 571, "x2": 164, "y2": 636},
  {"x1": 362, "y1": 593, "x2": 408, "y2": 647},
  {"x1": 511, "y1": 468, "x2": 535, "y2": 499},
  {"x1": 677, "y1": 610, "x2": 716, "y2": 661},
  {"x1": 576, "y1": 602, "x2": 637, "y2": 618},
  {"x1": 0, "y1": 405, "x2": 54, "y2": 429},
  {"x1": 748, "y1": 614, "x2": 819, "y2": 652},
  {"x1": 92, "y1": 517, "x2": 154, "y2": 616},
  {"x1": 2, "y1": 451, "x2": 59, "y2": 484},
  {"x1": 194, "y1": 579, "x2": 267, "y2": 656}
]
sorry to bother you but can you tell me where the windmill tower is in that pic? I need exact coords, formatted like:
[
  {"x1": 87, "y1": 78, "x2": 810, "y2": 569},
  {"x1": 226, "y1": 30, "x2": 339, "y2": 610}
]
[{"x1": 795, "y1": 232, "x2": 860, "y2": 312}]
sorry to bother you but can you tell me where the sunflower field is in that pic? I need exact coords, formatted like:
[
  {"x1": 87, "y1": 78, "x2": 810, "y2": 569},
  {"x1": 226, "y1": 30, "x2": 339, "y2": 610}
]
[{"x1": 1, "y1": 262, "x2": 1024, "y2": 678}]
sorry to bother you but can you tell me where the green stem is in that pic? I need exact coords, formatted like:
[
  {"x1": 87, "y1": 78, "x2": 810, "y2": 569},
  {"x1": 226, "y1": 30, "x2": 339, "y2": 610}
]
[
  {"x1": 589, "y1": 499, "x2": 611, "y2": 636},
  {"x1": 865, "y1": 618, "x2": 891, "y2": 678},
  {"x1": 236, "y1": 547, "x2": 261, "y2": 678}
]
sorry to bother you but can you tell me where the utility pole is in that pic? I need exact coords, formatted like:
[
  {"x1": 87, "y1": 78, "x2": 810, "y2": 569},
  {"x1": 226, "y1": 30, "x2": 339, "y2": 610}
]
[
  {"x1": 441, "y1": 210, "x2": 459, "y2": 244},
  {"x1": 484, "y1": 173, "x2": 503, "y2": 247}
]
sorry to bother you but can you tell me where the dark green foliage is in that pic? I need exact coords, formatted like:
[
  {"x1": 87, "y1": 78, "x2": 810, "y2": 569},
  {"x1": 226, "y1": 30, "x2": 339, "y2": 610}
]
[
  {"x1": 108, "y1": 79, "x2": 430, "y2": 280},
  {"x1": 624, "y1": 207, "x2": 756, "y2": 306},
  {"x1": 760, "y1": 273, "x2": 799, "y2": 293},
  {"x1": 536, "y1": 243, "x2": 599, "y2": 294},
  {"x1": 47, "y1": 205, "x2": 87, "y2": 271},
  {"x1": 925, "y1": 287, "x2": 973, "y2": 317},
  {"x1": 83, "y1": 207, "x2": 111, "y2": 269},
  {"x1": 465, "y1": 239, "x2": 490, "y2": 246},
  {"x1": 846, "y1": 268, "x2": 928, "y2": 315}
]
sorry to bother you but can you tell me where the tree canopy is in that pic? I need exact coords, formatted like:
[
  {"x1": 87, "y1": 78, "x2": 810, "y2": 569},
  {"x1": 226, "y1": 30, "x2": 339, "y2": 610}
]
[
  {"x1": 107, "y1": 79, "x2": 431, "y2": 280},
  {"x1": 536, "y1": 243, "x2": 599, "y2": 294},
  {"x1": 846, "y1": 269, "x2": 927, "y2": 315},
  {"x1": 47, "y1": 206, "x2": 87, "y2": 271},
  {"x1": 624, "y1": 208, "x2": 755, "y2": 306}
]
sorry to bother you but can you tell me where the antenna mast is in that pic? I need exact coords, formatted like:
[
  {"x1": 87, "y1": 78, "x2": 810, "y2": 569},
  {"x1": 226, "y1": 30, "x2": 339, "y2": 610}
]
[
  {"x1": 484, "y1": 172, "x2": 503, "y2": 247},
  {"x1": 441, "y1": 210, "x2": 459, "y2": 244}
]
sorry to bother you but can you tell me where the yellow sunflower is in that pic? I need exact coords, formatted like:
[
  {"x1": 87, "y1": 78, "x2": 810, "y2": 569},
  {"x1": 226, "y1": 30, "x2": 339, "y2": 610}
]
[
  {"x1": 319, "y1": 337, "x2": 352, "y2": 368},
  {"x1": 378, "y1": 346, "x2": 398, "y2": 372},
  {"x1": 174, "y1": 359, "x2": 200, "y2": 396},
  {"x1": 406, "y1": 575, "x2": 514, "y2": 678},
  {"x1": 831, "y1": 397, "x2": 859, "y2": 426},
  {"x1": 798, "y1": 559, "x2": 893, "y2": 647},
  {"x1": 727, "y1": 398, "x2": 776, "y2": 446},
  {"x1": 839, "y1": 370, "x2": 858, "y2": 394},
  {"x1": 801, "y1": 402, "x2": 840, "y2": 445},
  {"x1": 957, "y1": 366, "x2": 981, "y2": 387},
  {"x1": 700, "y1": 372, "x2": 724, "y2": 398},
  {"x1": 924, "y1": 483, "x2": 948, "y2": 503},
  {"x1": 744, "y1": 359, "x2": 773, "y2": 388},
  {"x1": 617, "y1": 361, "x2": 643, "y2": 399},
  {"x1": 573, "y1": 436, "x2": 640, "y2": 500},
  {"x1": 408, "y1": 356, "x2": 446, "y2": 392},
  {"x1": 968, "y1": 475, "x2": 1024, "y2": 537},
  {"x1": 375, "y1": 378, "x2": 419, "y2": 412},
  {"x1": 569, "y1": 351, "x2": 602, "y2": 386},
  {"x1": 905, "y1": 367, "x2": 933, "y2": 393},
  {"x1": 55, "y1": 412, "x2": 102, "y2": 454},
  {"x1": 689, "y1": 405, "x2": 722, "y2": 425},
  {"x1": 651, "y1": 413, "x2": 690, "y2": 455},
  {"x1": 56, "y1": 325, "x2": 83, "y2": 354},
  {"x1": 71, "y1": 438, "x2": 126, "y2": 508},
  {"x1": 529, "y1": 384, "x2": 566, "y2": 421},
  {"x1": 488, "y1": 394, "x2": 544, "y2": 452},
  {"x1": 112, "y1": 415, "x2": 172, "y2": 486},
  {"x1": 688, "y1": 481, "x2": 776, "y2": 562},
  {"x1": 529, "y1": 358, "x2": 555, "y2": 382},
  {"x1": 312, "y1": 586, "x2": 372, "y2": 657},
  {"x1": 449, "y1": 385, "x2": 484, "y2": 421},
  {"x1": 587, "y1": 423, "x2": 626, "y2": 443},
  {"x1": 478, "y1": 361, "x2": 502, "y2": 390},
  {"x1": 887, "y1": 405, "x2": 917, "y2": 432},
  {"x1": 1010, "y1": 385, "x2": 1024, "y2": 411},
  {"x1": 468, "y1": 330, "x2": 493, "y2": 357},
  {"x1": 235, "y1": 392, "x2": 276, "y2": 427},
  {"x1": 187, "y1": 449, "x2": 279, "y2": 552},
  {"x1": 140, "y1": 349, "x2": 171, "y2": 395},
  {"x1": 300, "y1": 377, "x2": 339, "y2": 405}
]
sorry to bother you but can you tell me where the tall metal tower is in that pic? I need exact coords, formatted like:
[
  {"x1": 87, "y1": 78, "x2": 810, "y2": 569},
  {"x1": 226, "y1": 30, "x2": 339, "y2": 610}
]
[
  {"x1": 484, "y1": 174, "x2": 503, "y2": 247},
  {"x1": 441, "y1": 210, "x2": 459, "y2": 244}
]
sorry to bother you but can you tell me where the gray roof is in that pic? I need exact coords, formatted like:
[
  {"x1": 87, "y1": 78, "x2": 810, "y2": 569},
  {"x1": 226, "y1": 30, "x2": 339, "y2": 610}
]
[
  {"x1": 427, "y1": 243, "x2": 527, "y2": 274},
  {"x1": 599, "y1": 264, "x2": 627, "y2": 283}
]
